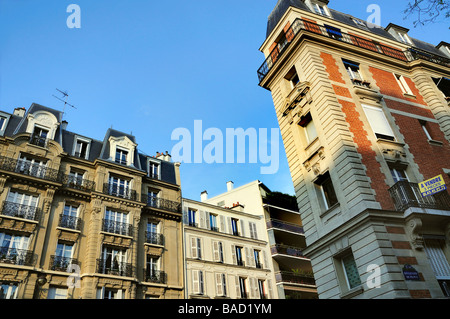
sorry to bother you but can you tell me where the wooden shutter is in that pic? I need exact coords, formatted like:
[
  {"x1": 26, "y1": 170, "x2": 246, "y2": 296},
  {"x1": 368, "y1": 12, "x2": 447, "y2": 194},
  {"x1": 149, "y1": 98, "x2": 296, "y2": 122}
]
[
  {"x1": 240, "y1": 220, "x2": 246, "y2": 237},
  {"x1": 205, "y1": 212, "x2": 211, "y2": 229},
  {"x1": 215, "y1": 273, "x2": 223, "y2": 296},
  {"x1": 249, "y1": 277, "x2": 257, "y2": 298},
  {"x1": 199, "y1": 210, "x2": 206, "y2": 228},
  {"x1": 212, "y1": 241, "x2": 220, "y2": 262},
  {"x1": 192, "y1": 270, "x2": 200, "y2": 294},
  {"x1": 220, "y1": 215, "x2": 225, "y2": 233},
  {"x1": 227, "y1": 217, "x2": 232, "y2": 234},
  {"x1": 267, "y1": 279, "x2": 273, "y2": 299},
  {"x1": 231, "y1": 245, "x2": 236, "y2": 264},
  {"x1": 191, "y1": 237, "x2": 198, "y2": 258}
]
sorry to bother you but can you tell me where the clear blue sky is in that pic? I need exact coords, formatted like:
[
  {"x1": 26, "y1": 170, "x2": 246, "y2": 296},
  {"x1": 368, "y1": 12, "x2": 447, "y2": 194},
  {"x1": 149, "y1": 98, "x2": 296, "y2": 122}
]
[{"x1": 0, "y1": 0, "x2": 448, "y2": 201}]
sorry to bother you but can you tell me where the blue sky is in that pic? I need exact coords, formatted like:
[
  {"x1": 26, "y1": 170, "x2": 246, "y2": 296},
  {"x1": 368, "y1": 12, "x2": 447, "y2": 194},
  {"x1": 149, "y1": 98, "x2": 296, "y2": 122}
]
[{"x1": 0, "y1": 0, "x2": 448, "y2": 201}]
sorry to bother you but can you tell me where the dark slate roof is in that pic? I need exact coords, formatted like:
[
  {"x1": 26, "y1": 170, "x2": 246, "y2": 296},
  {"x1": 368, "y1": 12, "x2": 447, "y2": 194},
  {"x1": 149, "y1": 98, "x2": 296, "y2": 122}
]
[{"x1": 265, "y1": 0, "x2": 447, "y2": 58}]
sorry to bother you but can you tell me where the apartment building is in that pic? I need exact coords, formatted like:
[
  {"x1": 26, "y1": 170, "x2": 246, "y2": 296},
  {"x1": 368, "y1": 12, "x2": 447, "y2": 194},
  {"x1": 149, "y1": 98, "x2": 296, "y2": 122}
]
[
  {"x1": 257, "y1": 0, "x2": 450, "y2": 299},
  {"x1": 182, "y1": 197, "x2": 277, "y2": 299},
  {"x1": 204, "y1": 180, "x2": 317, "y2": 299},
  {"x1": 0, "y1": 103, "x2": 184, "y2": 299}
]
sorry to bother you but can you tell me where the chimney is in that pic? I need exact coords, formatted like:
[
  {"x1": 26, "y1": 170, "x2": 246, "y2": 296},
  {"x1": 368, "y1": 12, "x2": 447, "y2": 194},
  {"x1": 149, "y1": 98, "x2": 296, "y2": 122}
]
[
  {"x1": 61, "y1": 120, "x2": 68, "y2": 130},
  {"x1": 227, "y1": 181, "x2": 234, "y2": 191},
  {"x1": 201, "y1": 191, "x2": 208, "y2": 202},
  {"x1": 13, "y1": 107, "x2": 26, "y2": 117}
]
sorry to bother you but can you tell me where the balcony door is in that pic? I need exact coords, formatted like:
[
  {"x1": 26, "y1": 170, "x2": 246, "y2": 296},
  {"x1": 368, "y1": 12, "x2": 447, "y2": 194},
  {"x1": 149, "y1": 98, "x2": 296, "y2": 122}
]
[
  {"x1": 6, "y1": 191, "x2": 39, "y2": 220},
  {"x1": 0, "y1": 233, "x2": 30, "y2": 265},
  {"x1": 101, "y1": 246, "x2": 127, "y2": 275},
  {"x1": 108, "y1": 175, "x2": 131, "y2": 198},
  {"x1": 104, "y1": 209, "x2": 129, "y2": 235},
  {"x1": 16, "y1": 154, "x2": 47, "y2": 178}
]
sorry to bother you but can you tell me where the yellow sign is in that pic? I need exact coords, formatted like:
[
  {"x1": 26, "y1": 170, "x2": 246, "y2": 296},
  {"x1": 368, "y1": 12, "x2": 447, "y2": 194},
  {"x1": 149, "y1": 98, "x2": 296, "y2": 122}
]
[{"x1": 419, "y1": 175, "x2": 447, "y2": 198}]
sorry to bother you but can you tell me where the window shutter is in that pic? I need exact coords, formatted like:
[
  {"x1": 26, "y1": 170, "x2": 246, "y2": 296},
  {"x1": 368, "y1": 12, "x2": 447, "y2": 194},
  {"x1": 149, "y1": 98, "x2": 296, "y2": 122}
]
[
  {"x1": 215, "y1": 273, "x2": 223, "y2": 296},
  {"x1": 212, "y1": 241, "x2": 220, "y2": 262},
  {"x1": 191, "y1": 237, "x2": 198, "y2": 258},
  {"x1": 249, "y1": 277, "x2": 257, "y2": 298},
  {"x1": 234, "y1": 276, "x2": 240, "y2": 298},
  {"x1": 199, "y1": 270, "x2": 204, "y2": 295},
  {"x1": 262, "y1": 251, "x2": 268, "y2": 269},
  {"x1": 199, "y1": 210, "x2": 206, "y2": 228},
  {"x1": 116, "y1": 289, "x2": 123, "y2": 299},
  {"x1": 267, "y1": 279, "x2": 273, "y2": 299},
  {"x1": 205, "y1": 212, "x2": 210, "y2": 229},
  {"x1": 227, "y1": 217, "x2": 232, "y2": 234},
  {"x1": 240, "y1": 220, "x2": 246, "y2": 237},
  {"x1": 197, "y1": 238, "x2": 202, "y2": 259},
  {"x1": 220, "y1": 215, "x2": 225, "y2": 232},
  {"x1": 192, "y1": 270, "x2": 200, "y2": 294},
  {"x1": 231, "y1": 245, "x2": 236, "y2": 264},
  {"x1": 362, "y1": 105, "x2": 395, "y2": 139}
]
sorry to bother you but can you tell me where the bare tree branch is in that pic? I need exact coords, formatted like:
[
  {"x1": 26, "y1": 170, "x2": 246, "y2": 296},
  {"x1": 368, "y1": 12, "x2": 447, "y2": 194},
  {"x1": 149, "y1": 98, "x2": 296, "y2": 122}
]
[{"x1": 404, "y1": 0, "x2": 450, "y2": 27}]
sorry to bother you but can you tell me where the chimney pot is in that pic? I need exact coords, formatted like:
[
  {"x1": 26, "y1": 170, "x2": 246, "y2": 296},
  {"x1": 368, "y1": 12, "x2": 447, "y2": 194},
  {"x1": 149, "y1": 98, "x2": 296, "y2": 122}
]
[
  {"x1": 201, "y1": 191, "x2": 208, "y2": 202},
  {"x1": 227, "y1": 181, "x2": 234, "y2": 191}
]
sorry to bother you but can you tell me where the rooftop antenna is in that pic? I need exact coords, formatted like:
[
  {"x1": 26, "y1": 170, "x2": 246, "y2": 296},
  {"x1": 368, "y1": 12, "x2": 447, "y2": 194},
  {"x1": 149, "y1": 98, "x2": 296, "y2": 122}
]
[{"x1": 52, "y1": 88, "x2": 77, "y2": 118}]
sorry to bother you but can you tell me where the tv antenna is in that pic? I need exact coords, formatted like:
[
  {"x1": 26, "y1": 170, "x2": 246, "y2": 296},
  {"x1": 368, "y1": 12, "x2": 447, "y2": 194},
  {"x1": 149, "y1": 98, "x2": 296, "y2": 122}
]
[{"x1": 52, "y1": 88, "x2": 77, "y2": 117}]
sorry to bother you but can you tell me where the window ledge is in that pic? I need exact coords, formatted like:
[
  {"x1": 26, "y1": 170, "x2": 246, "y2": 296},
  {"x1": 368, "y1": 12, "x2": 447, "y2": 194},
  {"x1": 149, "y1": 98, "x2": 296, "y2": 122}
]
[
  {"x1": 320, "y1": 202, "x2": 340, "y2": 218},
  {"x1": 403, "y1": 93, "x2": 417, "y2": 99},
  {"x1": 376, "y1": 138, "x2": 405, "y2": 148},
  {"x1": 340, "y1": 285, "x2": 364, "y2": 299}
]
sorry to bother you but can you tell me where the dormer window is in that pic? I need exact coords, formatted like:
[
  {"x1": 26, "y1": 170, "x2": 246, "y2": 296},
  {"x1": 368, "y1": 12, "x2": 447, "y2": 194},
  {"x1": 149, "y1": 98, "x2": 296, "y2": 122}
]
[
  {"x1": 115, "y1": 148, "x2": 128, "y2": 165},
  {"x1": 305, "y1": 0, "x2": 330, "y2": 17},
  {"x1": 31, "y1": 126, "x2": 49, "y2": 147},
  {"x1": 0, "y1": 116, "x2": 6, "y2": 131},
  {"x1": 397, "y1": 32, "x2": 412, "y2": 45},
  {"x1": 73, "y1": 136, "x2": 91, "y2": 160},
  {"x1": 314, "y1": 4, "x2": 328, "y2": 16},
  {"x1": 148, "y1": 159, "x2": 160, "y2": 180}
]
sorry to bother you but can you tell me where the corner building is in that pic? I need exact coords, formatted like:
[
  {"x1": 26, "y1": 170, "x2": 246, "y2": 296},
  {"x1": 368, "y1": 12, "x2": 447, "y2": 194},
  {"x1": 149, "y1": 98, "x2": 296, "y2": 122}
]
[
  {"x1": 0, "y1": 103, "x2": 184, "y2": 299},
  {"x1": 258, "y1": 0, "x2": 450, "y2": 298}
]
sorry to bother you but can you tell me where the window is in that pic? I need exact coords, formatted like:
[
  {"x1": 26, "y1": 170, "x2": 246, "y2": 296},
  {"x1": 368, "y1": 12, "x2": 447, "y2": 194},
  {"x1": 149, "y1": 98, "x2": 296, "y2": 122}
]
[
  {"x1": 314, "y1": 3, "x2": 329, "y2": 16},
  {"x1": 216, "y1": 273, "x2": 227, "y2": 297},
  {"x1": 188, "y1": 209, "x2": 196, "y2": 227},
  {"x1": 31, "y1": 126, "x2": 49, "y2": 147},
  {"x1": 390, "y1": 168, "x2": 409, "y2": 183},
  {"x1": 424, "y1": 238, "x2": 450, "y2": 297},
  {"x1": 231, "y1": 218, "x2": 240, "y2": 236},
  {"x1": 353, "y1": 18, "x2": 367, "y2": 27},
  {"x1": 341, "y1": 252, "x2": 362, "y2": 290},
  {"x1": 191, "y1": 237, "x2": 202, "y2": 259},
  {"x1": 74, "y1": 138, "x2": 89, "y2": 159},
  {"x1": 420, "y1": 121, "x2": 434, "y2": 141},
  {"x1": 0, "y1": 232, "x2": 30, "y2": 265},
  {"x1": 149, "y1": 161, "x2": 160, "y2": 179},
  {"x1": 238, "y1": 277, "x2": 247, "y2": 299},
  {"x1": 315, "y1": 172, "x2": 338, "y2": 211},
  {"x1": 60, "y1": 204, "x2": 79, "y2": 229},
  {"x1": 0, "y1": 282, "x2": 18, "y2": 299},
  {"x1": 0, "y1": 116, "x2": 6, "y2": 131},
  {"x1": 362, "y1": 104, "x2": 396, "y2": 141},
  {"x1": 5, "y1": 191, "x2": 39, "y2": 220},
  {"x1": 298, "y1": 113, "x2": 318, "y2": 144},
  {"x1": 103, "y1": 209, "x2": 130, "y2": 236},
  {"x1": 115, "y1": 147, "x2": 128, "y2": 165},
  {"x1": 254, "y1": 250, "x2": 262, "y2": 269},
  {"x1": 47, "y1": 287, "x2": 68, "y2": 299},
  {"x1": 397, "y1": 32, "x2": 411, "y2": 44},
  {"x1": 100, "y1": 246, "x2": 127, "y2": 276},
  {"x1": 146, "y1": 221, "x2": 161, "y2": 245},
  {"x1": 192, "y1": 270, "x2": 204, "y2": 295},
  {"x1": 284, "y1": 67, "x2": 300, "y2": 89},
  {"x1": 258, "y1": 280, "x2": 266, "y2": 299},
  {"x1": 97, "y1": 288, "x2": 124, "y2": 299},
  {"x1": 343, "y1": 59, "x2": 363, "y2": 83},
  {"x1": 235, "y1": 246, "x2": 244, "y2": 266},
  {"x1": 68, "y1": 169, "x2": 85, "y2": 188},
  {"x1": 147, "y1": 189, "x2": 159, "y2": 208},
  {"x1": 394, "y1": 74, "x2": 413, "y2": 95},
  {"x1": 108, "y1": 175, "x2": 131, "y2": 199},
  {"x1": 146, "y1": 255, "x2": 160, "y2": 280},
  {"x1": 325, "y1": 25, "x2": 342, "y2": 40},
  {"x1": 209, "y1": 213, "x2": 218, "y2": 231},
  {"x1": 52, "y1": 242, "x2": 74, "y2": 271}
]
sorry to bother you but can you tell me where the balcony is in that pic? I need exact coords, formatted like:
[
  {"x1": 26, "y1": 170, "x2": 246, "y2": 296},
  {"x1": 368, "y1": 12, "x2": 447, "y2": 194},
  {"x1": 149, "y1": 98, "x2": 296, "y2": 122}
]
[
  {"x1": 275, "y1": 271, "x2": 316, "y2": 287},
  {"x1": 61, "y1": 175, "x2": 96, "y2": 192},
  {"x1": 141, "y1": 195, "x2": 181, "y2": 214},
  {"x1": 145, "y1": 232, "x2": 164, "y2": 246},
  {"x1": 0, "y1": 247, "x2": 34, "y2": 266},
  {"x1": 258, "y1": 18, "x2": 450, "y2": 84},
  {"x1": 96, "y1": 258, "x2": 133, "y2": 277},
  {"x1": 266, "y1": 219, "x2": 304, "y2": 234},
  {"x1": 49, "y1": 255, "x2": 80, "y2": 272},
  {"x1": 388, "y1": 181, "x2": 450, "y2": 212},
  {"x1": 103, "y1": 183, "x2": 138, "y2": 201},
  {"x1": 143, "y1": 269, "x2": 167, "y2": 284},
  {"x1": 58, "y1": 214, "x2": 82, "y2": 231},
  {"x1": 102, "y1": 218, "x2": 133, "y2": 237},
  {"x1": 0, "y1": 156, "x2": 61, "y2": 183},
  {"x1": 271, "y1": 244, "x2": 305, "y2": 258},
  {"x1": 1, "y1": 201, "x2": 40, "y2": 221}
]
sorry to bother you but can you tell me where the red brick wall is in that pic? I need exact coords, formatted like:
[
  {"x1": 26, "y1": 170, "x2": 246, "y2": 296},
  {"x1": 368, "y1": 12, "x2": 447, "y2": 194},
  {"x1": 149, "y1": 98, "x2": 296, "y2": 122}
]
[{"x1": 320, "y1": 52, "x2": 346, "y2": 84}]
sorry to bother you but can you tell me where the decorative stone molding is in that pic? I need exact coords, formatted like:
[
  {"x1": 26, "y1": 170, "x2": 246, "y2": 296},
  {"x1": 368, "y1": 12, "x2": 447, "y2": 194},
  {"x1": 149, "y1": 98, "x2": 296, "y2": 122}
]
[
  {"x1": 303, "y1": 146, "x2": 326, "y2": 176},
  {"x1": 406, "y1": 217, "x2": 424, "y2": 250}
]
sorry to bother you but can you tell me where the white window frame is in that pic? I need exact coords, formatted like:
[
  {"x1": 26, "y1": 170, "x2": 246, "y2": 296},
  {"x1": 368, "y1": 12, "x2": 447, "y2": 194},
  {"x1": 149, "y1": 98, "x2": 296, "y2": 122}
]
[
  {"x1": 390, "y1": 168, "x2": 409, "y2": 183},
  {"x1": 192, "y1": 270, "x2": 204, "y2": 295},
  {"x1": 421, "y1": 122, "x2": 433, "y2": 140},
  {"x1": 394, "y1": 74, "x2": 413, "y2": 95},
  {"x1": 115, "y1": 147, "x2": 129, "y2": 165},
  {"x1": 397, "y1": 32, "x2": 411, "y2": 44},
  {"x1": 73, "y1": 136, "x2": 91, "y2": 160},
  {"x1": 343, "y1": 60, "x2": 363, "y2": 82},
  {"x1": 47, "y1": 287, "x2": 68, "y2": 299},
  {"x1": 362, "y1": 104, "x2": 396, "y2": 141},
  {"x1": 148, "y1": 159, "x2": 161, "y2": 180},
  {"x1": 215, "y1": 273, "x2": 227, "y2": 297},
  {"x1": 108, "y1": 175, "x2": 131, "y2": 198},
  {"x1": 0, "y1": 116, "x2": 6, "y2": 131},
  {"x1": 0, "y1": 283, "x2": 19, "y2": 299},
  {"x1": 314, "y1": 3, "x2": 329, "y2": 16}
]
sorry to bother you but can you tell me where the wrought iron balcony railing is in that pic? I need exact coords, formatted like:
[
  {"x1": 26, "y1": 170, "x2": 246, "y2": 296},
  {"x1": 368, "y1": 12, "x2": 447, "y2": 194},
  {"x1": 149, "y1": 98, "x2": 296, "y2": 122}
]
[
  {"x1": 0, "y1": 156, "x2": 61, "y2": 183},
  {"x1": 1, "y1": 201, "x2": 40, "y2": 221},
  {"x1": 141, "y1": 195, "x2": 182, "y2": 214},
  {"x1": 257, "y1": 18, "x2": 450, "y2": 84},
  {"x1": 145, "y1": 232, "x2": 164, "y2": 246},
  {"x1": 58, "y1": 214, "x2": 82, "y2": 231},
  {"x1": 103, "y1": 183, "x2": 138, "y2": 201},
  {"x1": 275, "y1": 271, "x2": 316, "y2": 286},
  {"x1": 0, "y1": 247, "x2": 34, "y2": 266},
  {"x1": 143, "y1": 269, "x2": 167, "y2": 284},
  {"x1": 266, "y1": 219, "x2": 304, "y2": 234},
  {"x1": 96, "y1": 258, "x2": 133, "y2": 277},
  {"x1": 388, "y1": 180, "x2": 450, "y2": 212},
  {"x1": 102, "y1": 218, "x2": 133, "y2": 237},
  {"x1": 61, "y1": 175, "x2": 96, "y2": 192},
  {"x1": 49, "y1": 255, "x2": 80, "y2": 272},
  {"x1": 29, "y1": 134, "x2": 48, "y2": 148}
]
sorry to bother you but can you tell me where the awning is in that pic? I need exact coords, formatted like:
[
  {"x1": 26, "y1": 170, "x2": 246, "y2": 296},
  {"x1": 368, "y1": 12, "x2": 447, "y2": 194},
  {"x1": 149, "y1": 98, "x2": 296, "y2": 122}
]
[{"x1": 433, "y1": 77, "x2": 450, "y2": 97}]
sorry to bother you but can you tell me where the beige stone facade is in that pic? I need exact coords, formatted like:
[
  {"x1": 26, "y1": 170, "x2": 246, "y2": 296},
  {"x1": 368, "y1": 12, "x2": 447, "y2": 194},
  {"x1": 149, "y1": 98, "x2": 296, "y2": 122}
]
[{"x1": 0, "y1": 103, "x2": 184, "y2": 299}]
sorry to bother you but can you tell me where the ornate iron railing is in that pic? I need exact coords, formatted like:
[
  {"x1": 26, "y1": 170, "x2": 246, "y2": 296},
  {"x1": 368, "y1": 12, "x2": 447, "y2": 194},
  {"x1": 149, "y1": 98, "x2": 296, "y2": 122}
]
[
  {"x1": 0, "y1": 156, "x2": 61, "y2": 182},
  {"x1": 96, "y1": 258, "x2": 133, "y2": 277},
  {"x1": 103, "y1": 183, "x2": 138, "y2": 201},
  {"x1": 61, "y1": 175, "x2": 96, "y2": 192},
  {"x1": 275, "y1": 271, "x2": 316, "y2": 286},
  {"x1": 0, "y1": 247, "x2": 34, "y2": 266},
  {"x1": 143, "y1": 269, "x2": 167, "y2": 284},
  {"x1": 102, "y1": 218, "x2": 133, "y2": 236},
  {"x1": 49, "y1": 255, "x2": 80, "y2": 272},
  {"x1": 388, "y1": 181, "x2": 450, "y2": 211},
  {"x1": 266, "y1": 219, "x2": 304, "y2": 234},
  {"x1": 141, "y1": 195, "x2": 181, "y2": 214},
  {"x1": 271, "y1": 244, "x2": 305, "y2": 258},
  {"x1": 58, "y1": 214, "x2": 82, "y2": 231},
  {"x1": 1, "y1": 201, "x2": 40, "y2": 221},
  {"x1": 145, "y1": 232, "x2": 164, "y2": 246},
  {"x1": 406, "y1": 47, "x2": 450, "y2": 68}
]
